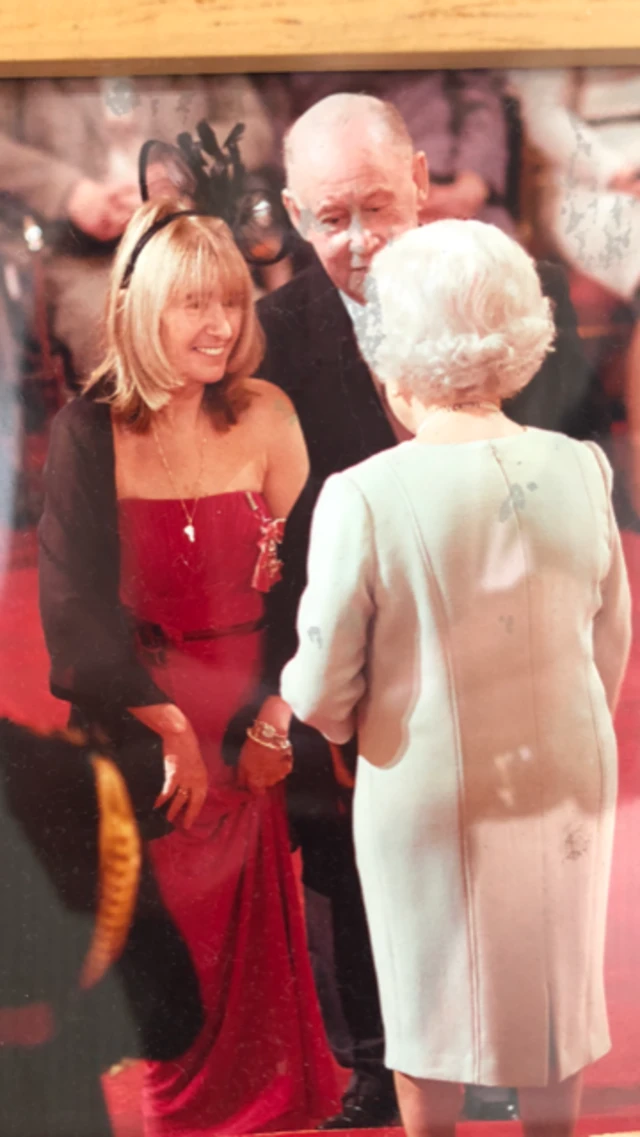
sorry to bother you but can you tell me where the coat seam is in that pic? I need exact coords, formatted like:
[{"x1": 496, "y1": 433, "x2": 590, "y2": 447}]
[{"x1": 385, "y1": 454, "x2": 482, "y2": 1082}]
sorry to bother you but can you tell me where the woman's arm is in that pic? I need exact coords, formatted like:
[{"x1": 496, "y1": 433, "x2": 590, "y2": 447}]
[
  {"x1": 38, "y1": 403, "x2": 208, "y2": 827},
  {"x1": 233, "y1": 383, "x2": 309, "y2": 791},
  {"x1": 127, "y1": 704, "x2": 208, "y2": 828},
  {"x1": 250, "y1": 386, "x2": 308, "y2": 736},
  {"x1": 280, "y1": 472, "x2": 376, "y2": 744},
  {"x1": 259, "y1": 383, "x2": 310, "y2": 521},
  {"x1": 594, "y1": 521, "x2": 633, "y2": 716},
  {"x1": 38, "y1": 403, "x2": 168, "y2": 713},
  {"x1": 587, "y1": 443, "x2": 633, "y2": 715}
]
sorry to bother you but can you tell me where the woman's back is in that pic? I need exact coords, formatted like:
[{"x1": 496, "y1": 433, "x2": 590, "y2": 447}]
[
  {"x1": 343, "y1": 429, "x2": 627, "y2": 784},
  {"x1": 342, "y1": 430, "x2": 630, "y2": 1084},
  {"x1": 281, "y1": 217, "x2": 634, "y2": 1097},
  {"x1": 283, "y1": 425, "x2": 632, "y2": 1084}
]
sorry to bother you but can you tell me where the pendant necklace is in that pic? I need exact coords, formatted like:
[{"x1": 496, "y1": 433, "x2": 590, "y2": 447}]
[{"x1": 152, "y1": 417, "x2": 206, "y2": 543}]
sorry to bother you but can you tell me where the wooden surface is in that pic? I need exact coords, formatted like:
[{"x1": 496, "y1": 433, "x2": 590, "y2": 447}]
[{"x1": 2, "y1": 0, "x2": 640, "y2": 77}]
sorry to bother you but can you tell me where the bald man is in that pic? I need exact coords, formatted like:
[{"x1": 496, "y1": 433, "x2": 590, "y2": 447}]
[{"x1": 254, "y1": 92, "x2": 609, "y2": 1129}]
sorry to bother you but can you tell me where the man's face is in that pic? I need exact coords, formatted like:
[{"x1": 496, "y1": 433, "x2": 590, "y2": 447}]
[{"x1": 284, "y1": 125, "x2": 428, "y2": 302}]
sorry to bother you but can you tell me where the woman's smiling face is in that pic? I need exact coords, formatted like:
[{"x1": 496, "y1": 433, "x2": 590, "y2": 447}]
[{"x1": 160, "y1": 289, "x2": 243, "y2": 394}]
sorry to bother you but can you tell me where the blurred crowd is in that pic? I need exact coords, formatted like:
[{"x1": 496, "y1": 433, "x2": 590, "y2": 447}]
[{"x1": 2, "y1": 67, "x2": 640, "y2": 525}]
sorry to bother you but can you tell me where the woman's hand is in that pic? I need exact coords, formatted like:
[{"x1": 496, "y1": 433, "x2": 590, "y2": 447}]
[
  {"x1": 67, "y1": 177, "x2": 140, "y2": 241},
  {"x1": 127, "y1": 702, "x2": 208, "y2": 827},
  {"x1": 154, "y1": 720, "x2": 209, "y2": 829},
  {"x1": 237, "y1": 696, "x2": 294, "y2": 795},
  {"x1": 237, "y1": 735, "x2": 293, "y2": 796}
]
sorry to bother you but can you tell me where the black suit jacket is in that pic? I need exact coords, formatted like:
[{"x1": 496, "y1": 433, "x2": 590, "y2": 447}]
[
  {"x1": 259, "y1": 257, "x2": 608, "y2": 464},
  {"x1": 257, "y1": 256, "x2": 610, "y2": 672}
]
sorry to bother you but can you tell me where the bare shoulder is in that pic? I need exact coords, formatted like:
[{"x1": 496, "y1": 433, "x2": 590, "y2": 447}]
[{"x1": 242, "y1": 377, "x2": 298, "y2": 428}]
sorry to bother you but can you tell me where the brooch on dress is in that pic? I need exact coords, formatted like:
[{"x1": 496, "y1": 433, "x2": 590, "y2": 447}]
[
  {"x1": 245, "y1": 491, "x2": 285, "y2": 592},
  {"x1": 252, "y1": 516, "x2": 285, "y2": 592}
]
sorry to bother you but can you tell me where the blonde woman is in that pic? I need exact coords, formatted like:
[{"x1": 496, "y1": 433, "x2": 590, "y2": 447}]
[
  {"x1": 282, "y1": 220, "x2": 632, "y2": 1137},
  {"x1": 38, "y1": 200, "x2": 337, "y2": 1135}
]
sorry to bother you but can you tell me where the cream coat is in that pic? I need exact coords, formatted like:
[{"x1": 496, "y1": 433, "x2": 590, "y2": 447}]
[{"x1": 281, "y1": 429, "x2": 632, "y2": 1086}]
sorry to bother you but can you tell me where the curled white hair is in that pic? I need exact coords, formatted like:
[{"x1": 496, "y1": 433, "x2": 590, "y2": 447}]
[{"x1": 357, "y1": 219, "x2": 556, "y2": 405}]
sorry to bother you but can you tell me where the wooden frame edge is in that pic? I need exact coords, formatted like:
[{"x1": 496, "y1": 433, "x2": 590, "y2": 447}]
[{"x1": 2, "y1": 0, "x2": 640, "y2": 79}]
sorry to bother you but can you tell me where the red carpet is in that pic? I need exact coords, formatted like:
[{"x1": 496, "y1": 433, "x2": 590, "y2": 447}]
[{"x1": 1, "y1": 526, "x2": 640, "y2": 1134}]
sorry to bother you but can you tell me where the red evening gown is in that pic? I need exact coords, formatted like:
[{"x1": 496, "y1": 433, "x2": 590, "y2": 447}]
[{"x1": 118, "y1": 490, "x2": 339, "y2": 1137}]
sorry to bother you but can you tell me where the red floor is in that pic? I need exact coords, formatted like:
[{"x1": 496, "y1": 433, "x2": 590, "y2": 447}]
[{"x1": 2, "y1": 526, "x2": 640, "y2": 1134}]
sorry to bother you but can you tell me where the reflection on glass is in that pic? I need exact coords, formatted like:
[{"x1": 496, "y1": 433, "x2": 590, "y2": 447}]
[{"x1": 0, "y1": 67, "x2": 639, "y2": 1137}]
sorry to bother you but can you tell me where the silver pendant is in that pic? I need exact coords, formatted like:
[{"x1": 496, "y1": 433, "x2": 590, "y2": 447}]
[{"x1": 184, "y1": 523, "x2": 196, "y2": 543}]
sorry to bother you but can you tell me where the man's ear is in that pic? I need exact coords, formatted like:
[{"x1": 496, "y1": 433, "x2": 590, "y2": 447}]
[
  {"x1": 282, "y1": 188, "x2": 307, "y2": 238},
  {"x1": 387, "y1": 381, "x2": 413, "y2": 408},
  {"x1": 413, "y1": 151, "x2": 430, "y2": 221}
]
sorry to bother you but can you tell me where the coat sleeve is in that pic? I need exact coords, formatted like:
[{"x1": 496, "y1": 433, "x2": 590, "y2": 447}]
[
  {"x1": 38, "y1": 403, "x2": 168, "y2": 715},
  {"x1": 280, "y1": 473, "x2": 376, "y2": 744},
  {"x1": 586, "y1": 441, "x2": 632, "y2": 714}
]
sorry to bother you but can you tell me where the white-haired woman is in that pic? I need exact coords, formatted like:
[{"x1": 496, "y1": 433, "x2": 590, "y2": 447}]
[
  {"x1": 281, "y1": 219, "x2": 632, "y2": 1137},
  {"x1": 38, "y1": 200, "x2": 338, "y2": 1134}
]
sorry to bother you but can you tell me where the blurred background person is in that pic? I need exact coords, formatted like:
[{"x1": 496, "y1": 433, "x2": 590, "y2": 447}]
[
  {"x1": 282, "y1": 219, "x2": 632, "y2": 1137},
  {"x1": 0, "y1": 74, "x2": 280, "y2": 530},
  {"x1": 0, "y1": 75, "x2": 277, "y2": 383},
  {"x1": 509, "y1": 67, "x2": 640, "y2": 517}
]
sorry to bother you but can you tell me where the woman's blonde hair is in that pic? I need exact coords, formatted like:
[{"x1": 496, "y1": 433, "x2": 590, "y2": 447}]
[{"x1": 84, "y1": 199, "x2": 265, "y2": 430}]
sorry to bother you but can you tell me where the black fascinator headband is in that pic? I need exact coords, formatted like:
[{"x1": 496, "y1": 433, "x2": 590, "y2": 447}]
[
  {"x1": 120, "y1": 209, "x2": 202, "y2": 290},
  {"x1": 127, "y1": 118, "x2": 290, "y2": 284}
]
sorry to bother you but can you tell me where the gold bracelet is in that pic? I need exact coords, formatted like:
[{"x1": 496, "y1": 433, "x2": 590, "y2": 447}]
[{"x1": 246, "y1": 720, "x2": 292, "y2": 754}]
